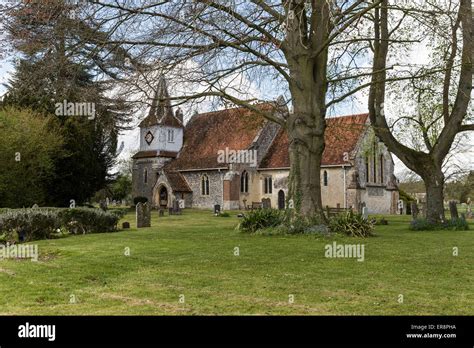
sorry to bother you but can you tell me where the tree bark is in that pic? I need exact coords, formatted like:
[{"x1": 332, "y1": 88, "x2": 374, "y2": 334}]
[
  {"x1": 287, "y1": 110, "x2": 326, "y2": 218},
  {"x1": 421, "y1": 167, "x2": 446, "y2": 223}
]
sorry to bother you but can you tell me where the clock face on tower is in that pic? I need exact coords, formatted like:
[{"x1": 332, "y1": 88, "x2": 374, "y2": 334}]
[{"x1": 145, "y1": 131, "x2": 154, "y2": 145}]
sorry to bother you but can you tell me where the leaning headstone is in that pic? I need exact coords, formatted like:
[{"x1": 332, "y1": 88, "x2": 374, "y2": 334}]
[
  {"x1": 411, "y1": 202, "x2": 418, "y2": 220},
  {"x1": 136, "y1": 202, "x2": 151, "y2": 228},
  {"x1": 122, "y1": 222, "x2": 130, "y2": 229},
  {"x1": 449, "y1": 201, "x2": 459, "y2": 220},
  {"x1": 362, "y1": 207, "x2": 368, "y2": 220},
  {"x1": 262, "y1": 198, "x2": 271, "y2": 209}
]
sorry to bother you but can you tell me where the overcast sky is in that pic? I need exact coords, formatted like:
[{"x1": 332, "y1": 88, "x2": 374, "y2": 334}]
[{"x1": 1, "y1": 52, "x2": 472, "y2": 180}]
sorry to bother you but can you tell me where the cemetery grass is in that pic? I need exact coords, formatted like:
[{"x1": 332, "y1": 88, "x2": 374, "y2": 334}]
[{"x1": 0, "y1": 210, "x2": 472, "y2": 315}]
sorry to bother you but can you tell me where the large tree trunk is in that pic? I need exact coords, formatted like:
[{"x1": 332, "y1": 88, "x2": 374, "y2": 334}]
[
  {"x1": 422, "y1": 169, "x2": 446, "y2": 223},
  {"x1": 287, "y1": 120, "x2": 326, "y2": 218},
  {"x1": 286, "y1": 78, "x2": 327, "y2": 219}
]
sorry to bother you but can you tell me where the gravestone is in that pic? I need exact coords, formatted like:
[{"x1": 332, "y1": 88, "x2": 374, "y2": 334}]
[
  {"x1": 99, "y1": 199, "x2": 107, "y2": 211},
  {"x1": 411, "y1": 202, "x2": 418, "y2": 220},
  {"x1": 467, "y1": 201, "x2": 472, "y2": 219},
  {"x1": 122, "y1": 222, "x2": 130, "y2": 229},
  {"x1": 136, "y1": 202, "x2": 151, "y2": 228},
  {"x1": 362, "y1": 207, "x2": 368, "y2": 220},
  {"x1": 449, "y1": 201, "x2": 459, "y2": 219},
  {"x1": 32, "y1": 204, "x2": 39, "y2": 209},
  {"x1": 397, "y1": 200, "x2": 404, "y2": 215},
  {"x1": 158, "y1": 209, "x2": 164, "y2": 217},
  {"x1": 262, "y1": 198, "x2": 271, "y2": 209},
  {"x1": 214, "y1": 204, "x2": 221, "y2": 214},
  {"x1": 358, "y1": 202, "x2": 366, "y2": 214},
  {"x1": 173, "y1": 200, "x2": 182, "y2": 215}
]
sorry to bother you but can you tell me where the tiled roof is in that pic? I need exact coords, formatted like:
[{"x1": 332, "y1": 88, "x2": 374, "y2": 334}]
[
  {"x1": 165, "y1": 103, "x2": 274, "y2": 171},
  {"x1": 259, "y1": 114, "x2": 369, "y2": 168},
  {"x1": 165, "y1": 171, "x2": 192, "y2": 192},
  {"x1": 132, "y1": 150, "x2": 178, "y2": 159},
  {"x1": 132, "y1": 150, "x2": 159, "y2": 159}
]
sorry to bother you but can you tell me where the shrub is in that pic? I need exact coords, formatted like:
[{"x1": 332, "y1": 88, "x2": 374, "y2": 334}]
[
  {"x1": 217, "y1": 212, "x2": 230, "y2": 217},
  {"x1": 282, "y1": 213, "x2": 328, "y2": 234},
  {"x1": 0, "y1": 209, "x2": 61, "y2": 242},
  {"x1": 108, "y1": 208, "x2": 129, "y2": 219},
  {"x1": 133, "y1": 196, "x2": 148, "y2": 205},
  {"x1": 0, "y1": 207, "x2": 121, "y2": 243},
  {"x1": 444, "y1": 218, "x2": 469, "y2": 231},
  {"x1": 409, "y1": 218, "x2": 437, "y2": 231},
  {"x1": 57, "y1": 208, "x2": 119, "y2": 234},
  {"x1": 375, "y1": 217, "x2": 389, "y2": 225},
  {"x1": 238, "y1": 209, "x2": 284, "y2": 233},
  {"x1": 329, "y1": 211, "x2": 374, "y2": 237}
]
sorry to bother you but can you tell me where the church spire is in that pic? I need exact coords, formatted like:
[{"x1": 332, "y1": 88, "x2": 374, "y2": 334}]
[{"x1": 139, "y1": 75, "x2": 183, "y2": 128}]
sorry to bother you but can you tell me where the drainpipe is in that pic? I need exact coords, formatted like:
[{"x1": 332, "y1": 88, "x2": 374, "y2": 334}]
[
  {"x1": 343, "y1": 165, "x2": 347, "y2": 208},
  {"x1": 218, "y1": 168, "x2": 223, "y2": 210}
]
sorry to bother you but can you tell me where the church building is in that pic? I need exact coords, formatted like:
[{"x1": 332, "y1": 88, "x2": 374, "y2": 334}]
[{"x1": 132, "y1": 77, "x2": 399, "y2": 214}]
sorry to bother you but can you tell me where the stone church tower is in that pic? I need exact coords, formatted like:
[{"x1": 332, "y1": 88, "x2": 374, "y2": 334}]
[{"x1": 131, "y1": 76, "x2": 184, "y2": 203}]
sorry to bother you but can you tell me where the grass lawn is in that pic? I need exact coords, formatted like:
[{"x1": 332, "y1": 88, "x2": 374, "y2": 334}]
[{"x1": 0, "y1": 209, "x2": 472, "y2": 315}]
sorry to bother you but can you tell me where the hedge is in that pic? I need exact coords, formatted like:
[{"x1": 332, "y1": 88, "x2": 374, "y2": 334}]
[{"x1": 0, "y1": 207, "x2": 121, "y2": 243}]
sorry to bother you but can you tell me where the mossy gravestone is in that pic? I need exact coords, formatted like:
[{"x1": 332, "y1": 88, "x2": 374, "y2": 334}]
[{"x1": 136, "y1": 202, "x2": 151, "y2": 228}]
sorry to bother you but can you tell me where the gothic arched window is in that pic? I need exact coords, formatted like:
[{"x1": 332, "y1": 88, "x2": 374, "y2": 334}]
[
  {"x1": 380, "y1": 154, "x2": 384, "y2": 184},
  {"x1": 201, "y1": 174, "x2": 210, "y2": 196},
  {"x1": 323, "y1": 170, "x2": 328, "y2": 186},
  {"x1": 365, "y1": 157, "x2": 370, "y2": 183},
  {"x1": 373, "y1": 142, "x2": 377, "y2": 183},
  {"x1": 240, "y1": 171, "x2": 249, "y2": 193},
  {"x1": 264, "y1": 176, "x2": 272, "y2": 194}
]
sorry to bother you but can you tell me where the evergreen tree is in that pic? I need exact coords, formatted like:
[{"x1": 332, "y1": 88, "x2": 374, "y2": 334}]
[{"x1": 1, "y1": 0, "x2": 131, "y2": 206}]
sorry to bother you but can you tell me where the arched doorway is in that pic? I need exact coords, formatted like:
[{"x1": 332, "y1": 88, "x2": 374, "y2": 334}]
[
  {"x1": 278, "y1": 190, "x2": 285, "y2": 210},
  {"x1": 159, "y1": 186, "x2": 168, "y2": 208}
]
